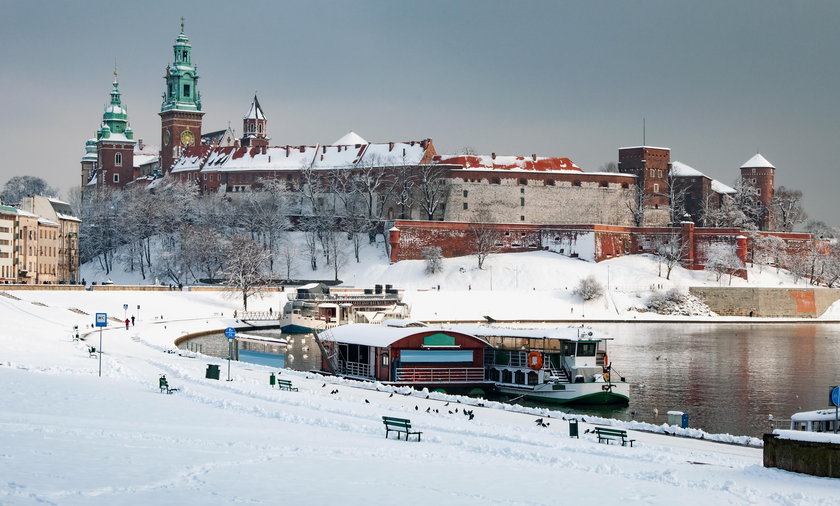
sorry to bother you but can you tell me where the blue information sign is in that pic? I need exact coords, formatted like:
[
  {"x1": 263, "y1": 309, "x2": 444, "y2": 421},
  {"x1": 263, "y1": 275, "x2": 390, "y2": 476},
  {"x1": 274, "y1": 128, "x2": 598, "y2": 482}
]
[
  {"x1": 225, "y1": 327, "x2": 237, "y2": 339},
  {"x1": 95, "y1": 313, "x2": 108, "y2": 327},
  {"x1": 830, "y1": 386, "x2": 840, "y2": 407}
]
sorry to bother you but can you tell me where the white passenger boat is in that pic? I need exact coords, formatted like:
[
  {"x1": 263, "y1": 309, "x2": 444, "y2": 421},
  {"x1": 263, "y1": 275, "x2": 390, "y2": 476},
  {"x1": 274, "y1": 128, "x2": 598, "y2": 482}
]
[
  {"x1": 789, "y1": 409, "x2": 840, "y2": 433},
  {"x1": 450, "y1": 325, "x2": 630, "y2": 405}
]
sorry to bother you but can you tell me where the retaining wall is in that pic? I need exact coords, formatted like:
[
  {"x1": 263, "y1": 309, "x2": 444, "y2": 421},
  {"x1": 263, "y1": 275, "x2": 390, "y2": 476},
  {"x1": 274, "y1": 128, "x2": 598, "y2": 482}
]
[
  {"x1": 690, "y1": 287, "x2": 840, "y2": 318},
  {"x1": 763, "y1": 433, "x2": 840, "y2": 478}
]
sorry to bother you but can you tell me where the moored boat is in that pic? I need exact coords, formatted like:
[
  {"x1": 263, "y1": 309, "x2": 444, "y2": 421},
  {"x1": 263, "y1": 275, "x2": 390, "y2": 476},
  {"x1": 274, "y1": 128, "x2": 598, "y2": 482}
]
[{"x1": 449, "y1": 325, "x2": 630, "y2": 405}]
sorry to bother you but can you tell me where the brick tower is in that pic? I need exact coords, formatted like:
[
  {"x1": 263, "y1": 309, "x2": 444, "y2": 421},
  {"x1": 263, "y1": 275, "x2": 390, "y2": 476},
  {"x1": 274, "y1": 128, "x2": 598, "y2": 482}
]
[
  {"x1": 739, "y1": 153, "x2": 775, "y2": 230},
  {"x1": 160, "y1": 20, "x2": 204, "y2": 174},
  {"x1": 618, "y1": 145, "x2": 672, "y2": 226},
  {"x1": 240, "y1": 94, "x2": 269, "y2": 148}
]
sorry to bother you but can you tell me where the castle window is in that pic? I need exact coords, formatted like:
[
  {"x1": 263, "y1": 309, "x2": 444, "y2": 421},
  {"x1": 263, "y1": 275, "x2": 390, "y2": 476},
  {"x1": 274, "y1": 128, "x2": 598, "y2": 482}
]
[
  {"x1": 572, "y1": 181, "x2": 581, "y2": 187},
  {"x1": 600, "y1": 181, "x2": 608, "y2": 188},
  {"x1": 115, "y1": 153, "x2": 122, "y2": 166},
  {"x1": 520, "y1": 197, "x2": 525, "y2": 206},
  {"x1": 520, "y1": 216, "x2": 525, "y2": 221},
  {"x1": 756, "y1": 189, "x2": 761, "y2": 196},
  {"x1": 658, "y1": 170, "x2": 663, "y2": 178},
  {"x1": 653, "y1": 183, "x2": 659, "y2": 193},
  {"x1": 621, "y1": 182, "x2": 629, "y2": 189},
  {"x1": 518, "y1": 178, "x2": 527, "y2": 185},
  {"x1": 184, "y1": 84, "x2": 191, "y2": 97},
  {"x1": 546, "y1": 179, "x2": 555, "y2": 186},
  {"x1": 463, "y1": 203, "x2": 468, "y2": 210},
  {"x1": 463, "y1": 190, "x2": 468, "y2": 198},
  {"x1": 113, "y1": 173, "x2": 120, "y2": 183},
  {"x1": 491, "y1": 177, "x2": 501, "y2": 185}
]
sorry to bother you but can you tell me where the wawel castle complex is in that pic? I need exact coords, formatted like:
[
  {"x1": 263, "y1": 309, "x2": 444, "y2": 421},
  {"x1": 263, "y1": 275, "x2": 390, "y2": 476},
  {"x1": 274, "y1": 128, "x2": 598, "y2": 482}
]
[{"x1": 77, "y1": 24, "x2": 806, "y2": 278}]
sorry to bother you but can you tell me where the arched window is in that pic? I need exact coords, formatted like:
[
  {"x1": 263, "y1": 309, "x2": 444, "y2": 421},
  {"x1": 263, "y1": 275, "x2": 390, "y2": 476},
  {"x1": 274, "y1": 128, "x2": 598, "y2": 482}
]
[{"x1": 115, "y1": 153, "x2": 122, "y2": 166}]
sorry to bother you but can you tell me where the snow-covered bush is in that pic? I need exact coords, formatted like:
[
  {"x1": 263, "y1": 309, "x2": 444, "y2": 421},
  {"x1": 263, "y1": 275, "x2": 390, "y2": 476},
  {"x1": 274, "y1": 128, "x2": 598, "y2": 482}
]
[
  {"x1": 647, "y1": 288, "x2": 715, "y2": 316},
  {"x1": 574, "y1": 275, "x2": 603, "y2": 301},
  {"x1": 422, "y1": 246, "x2": 443, "y2": 274}
]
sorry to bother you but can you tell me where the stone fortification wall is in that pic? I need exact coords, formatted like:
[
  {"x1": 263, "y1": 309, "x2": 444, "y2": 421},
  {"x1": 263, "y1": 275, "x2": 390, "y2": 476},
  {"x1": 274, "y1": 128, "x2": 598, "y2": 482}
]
[
  {"x1": 444, "y1": 173, "x2": 637, "y2": 226},
  {"x1": 689, "y1": 287, "x2": 840, "y2": 317}
]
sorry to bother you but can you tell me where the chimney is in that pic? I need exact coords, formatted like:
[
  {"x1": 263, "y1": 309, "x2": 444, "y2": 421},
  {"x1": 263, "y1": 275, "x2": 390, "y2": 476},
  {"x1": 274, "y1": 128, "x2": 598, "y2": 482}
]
[
  {"x1": 491, "y1": 152, "x2": 496, "y2": 160},
  {"x1": 389, "y1": 142, "x2": 394, "y2": 151},
  {"x1": 532, "y1": 154, "x2": 536, "y2": 161},
  {"x1": 299, "y1": 145, "x2": 305, "y2": 153},
  {"x1": 322, "y1": 145, "x2": 327, "y2": 154},
  {"x1": 285, "y1": 146, "x2": 290, "y2": 157}
]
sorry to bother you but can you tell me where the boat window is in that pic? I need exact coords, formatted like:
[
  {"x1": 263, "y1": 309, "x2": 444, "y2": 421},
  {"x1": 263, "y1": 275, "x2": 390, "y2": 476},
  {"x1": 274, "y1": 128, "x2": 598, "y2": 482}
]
[
  {"x1": 577, "y1": 342, "x2": 597, "y2": 357},
  {"x1": 562, "y1": 341, "x2": 575, "y2": 356}
]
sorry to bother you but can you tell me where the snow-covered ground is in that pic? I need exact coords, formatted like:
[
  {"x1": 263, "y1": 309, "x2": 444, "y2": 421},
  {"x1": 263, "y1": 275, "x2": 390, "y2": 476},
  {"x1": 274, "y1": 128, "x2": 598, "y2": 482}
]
[
  {"x1": 2, "y1": 289, "x2": 839, "y2": 505},
  {"x1": 82, "y1": 233, "x2": 840, "y2": 323}
]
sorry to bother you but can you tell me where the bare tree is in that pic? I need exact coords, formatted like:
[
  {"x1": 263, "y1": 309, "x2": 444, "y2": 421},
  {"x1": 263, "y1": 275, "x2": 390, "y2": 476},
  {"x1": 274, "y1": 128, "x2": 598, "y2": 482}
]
[
  {"x1": 598, "y1": 161, "x2": 618, "y2": 172},
  {"x1": 417, "y1": 164, "x2": 448, "y2": 220},
  {"x1": 668, "y1": 172, "x2": 690, "y2": 225},
  {"x1": 732, "y1": 176, "x2": 765, "y2": 229},
  {"x1": 574, "y1": 275, "x2": 604, "y2": 301},
  {"x1": 221, "y1": 234, "x2": 270, "y2": 311},
  {"x1": 805, "y1": 220, "x2": 838, "y2": 239},
  {"x1": 278, "y1": 236, "x2": 297, "y2": 281},
  {"x1": 653, "y1": 233, "x2": 686, "y2": 280},
  {"x1": 772, "y1": 186, "x2": 807, "y2": 232},
  {"x1": 625, "y1": 180, "x2": 650, "y2": 227},
  {"x1": 469, "y1": 211, "x2": 500, "y2": 270}
]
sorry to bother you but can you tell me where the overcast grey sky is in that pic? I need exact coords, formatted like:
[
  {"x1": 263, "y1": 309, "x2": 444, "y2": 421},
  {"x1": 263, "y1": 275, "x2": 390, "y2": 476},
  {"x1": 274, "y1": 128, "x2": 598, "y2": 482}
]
[{"x1": 1, "y1": 0, "x2": 837, "y2": 225}]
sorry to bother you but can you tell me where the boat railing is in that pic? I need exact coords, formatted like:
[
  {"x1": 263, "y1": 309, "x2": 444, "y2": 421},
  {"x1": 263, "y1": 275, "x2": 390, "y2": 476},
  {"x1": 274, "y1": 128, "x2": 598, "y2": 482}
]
[
  {"x1": 395, "y1": 367, "x2": 485, "y2": 384},
  {"x1": 338, "y1": 360, "x2": 373, "y2": 378}
]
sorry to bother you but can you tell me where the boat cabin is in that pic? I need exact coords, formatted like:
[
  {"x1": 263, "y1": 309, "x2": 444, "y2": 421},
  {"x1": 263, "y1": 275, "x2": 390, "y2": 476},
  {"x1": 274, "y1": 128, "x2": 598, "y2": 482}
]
[
  {"x1": 319, "y1": 322, "x2": 490, "y2": 387},
  {"x1": 790, "y1": 409, "x2": 840, "y2": 433}
]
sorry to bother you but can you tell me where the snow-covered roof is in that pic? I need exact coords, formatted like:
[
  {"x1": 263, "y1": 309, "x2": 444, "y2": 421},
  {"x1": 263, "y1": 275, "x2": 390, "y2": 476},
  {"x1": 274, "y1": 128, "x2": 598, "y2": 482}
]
[
  {"x1": 438, "y1": 154, "x2": 581, "y2": 173},
  {"x1": 740, "y1": 153, "x2": 775, "y2": 169},
  {"x1": 711, "y1": 180, "x2": 736, "y2": 194},
  {"x1": 172, "y1": 139, "x2": 434, "y2": 174},
  {"x1": 791, "y1": 409, "x2": 840, "y2": 422},
  {"x1": 670, "y1": 161, "x2": 705, "y2": 178},
  {"x1": 38, "y1": 218, "x2": 59, "y2": 227},
  {"x1": 333, "y1": 131, "x2": 367, "y2": 146},
  {"x1": 671, "y1": 161, "x2": 736, "y2": 195},
  {"x1": 99, "y1": 132, "x2": 136, "y2": 144},
  {"x1": 134, "y1": 154, "x2": 158, "y2": 167},
  {"x1": 244, "y1": 96, "x2": 266, "y2": 120},
  {"x1": 618, "y1": 145, "x2": 671, "y2": 151},
  {"x1": 321, "y1": 324, "x2": 435, "y2": 347},
  {"x1": 56, "y1": 212, "x2": 82, "y2": 223},
  {"x1": 442, "y1": 324, "x2": 612, "y2": 342}
]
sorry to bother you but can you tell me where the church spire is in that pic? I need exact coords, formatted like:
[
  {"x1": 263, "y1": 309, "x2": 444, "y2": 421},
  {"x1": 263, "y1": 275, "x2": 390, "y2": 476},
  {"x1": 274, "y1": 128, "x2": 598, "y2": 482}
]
[{"x1": 241, "y1": 93, "x2": 269, "y2": 147}]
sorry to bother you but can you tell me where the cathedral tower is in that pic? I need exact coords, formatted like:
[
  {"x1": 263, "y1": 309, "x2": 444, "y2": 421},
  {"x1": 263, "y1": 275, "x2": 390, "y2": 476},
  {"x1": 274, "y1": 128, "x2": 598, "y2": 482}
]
[
  {"x1": 160, "y1": 20, "x2": 204, "y2": 173},
  {"x1": 240, "y1": 94, "x2": 269, "y2": 148},
  {"x1": 95, "y1": 69, "x2": 136, "y2": 188}
]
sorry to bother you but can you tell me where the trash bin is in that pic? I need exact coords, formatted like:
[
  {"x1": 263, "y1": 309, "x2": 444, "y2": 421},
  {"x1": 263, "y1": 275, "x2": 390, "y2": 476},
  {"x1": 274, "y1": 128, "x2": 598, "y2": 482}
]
[
  {"x1": 205, "y1": 364, "x2": 220, "y2": 380},
  {"x1": 269, "y1": 373, "x2": 276, "y2": 387},
  {"x1": 569, "y1": 418, "x2": 579, "y2": 438},
  {"x1": 681, "y1": 413, "x2": 689, "y2": 429}
]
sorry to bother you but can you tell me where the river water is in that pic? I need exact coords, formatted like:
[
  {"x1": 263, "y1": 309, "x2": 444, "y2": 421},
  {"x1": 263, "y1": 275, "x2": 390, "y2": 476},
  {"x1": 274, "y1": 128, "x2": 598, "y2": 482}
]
[{"x1": 180, "y1": 323, "x2": 840, "y2": 438}]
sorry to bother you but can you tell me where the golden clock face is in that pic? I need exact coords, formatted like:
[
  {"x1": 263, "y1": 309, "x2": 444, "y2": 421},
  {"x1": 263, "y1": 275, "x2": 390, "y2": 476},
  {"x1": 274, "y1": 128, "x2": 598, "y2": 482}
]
[
  {"x1": 163, "y1": 129, "x2": 171, "y2": 146},
  {"x1": 180, "y1": 129, "x2": 195, "y2": 146}
]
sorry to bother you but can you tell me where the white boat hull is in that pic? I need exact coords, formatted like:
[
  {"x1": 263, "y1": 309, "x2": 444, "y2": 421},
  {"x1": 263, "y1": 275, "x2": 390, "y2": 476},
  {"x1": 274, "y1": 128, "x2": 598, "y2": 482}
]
[{"x1": 496, "y1": 381, "x2": 630, "y2": 405}]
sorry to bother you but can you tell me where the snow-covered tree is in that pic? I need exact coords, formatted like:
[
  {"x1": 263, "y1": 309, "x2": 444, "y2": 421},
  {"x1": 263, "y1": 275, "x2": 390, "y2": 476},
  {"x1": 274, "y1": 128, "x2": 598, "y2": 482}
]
[
  {"x1": 469, "y1": 212, "x2": 499, "y2": 270},
  {"x1": 220, "y1": 234, "x2": 270, "y2": 311},
  {"x1": 771, "y1": 186, "x2": 807, "y2": 232},
  {"x1": 422, "y1": 246, "x2": 443, "y2": 274},
  {"x1": 653, "y1": 233, "x2": 686, "y2": 280},
  {"x1": 704, "y1": 242, "x2": 743, "y2": 285},
  {"x1": 0, "y1": 176, "x2": 58, "y2": 205},
  {"x1": 625, "y1": 182, "x2": 650, "y2": 227},
  {"x1": 732, "y1": 177, "x2": 765, "y2": 229},
  {"x1": 417, "y1": 164, "x2": 448, "y2": 220},
  {"x1": 574, "y1": 275, "x2": 604, "y2": 301}
]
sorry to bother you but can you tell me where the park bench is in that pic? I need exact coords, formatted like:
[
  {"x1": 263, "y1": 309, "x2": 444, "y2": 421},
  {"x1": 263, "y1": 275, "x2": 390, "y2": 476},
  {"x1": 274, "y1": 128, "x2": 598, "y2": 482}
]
[
  {"x1": 594, "y1": 427, "x2": 635, "y2": 447},
  {"x1": 159, "y1": 375, "x2": 179, "y2": 394},
  {"x1": 382, "y1": 416, "x2": 423, "y2": 441},
  {"x1": 277, "y1": 379, "x2": 298, "y2": 391},
  {"x1": 88, "y1": 346, "x2": 97, "y2": 358}
]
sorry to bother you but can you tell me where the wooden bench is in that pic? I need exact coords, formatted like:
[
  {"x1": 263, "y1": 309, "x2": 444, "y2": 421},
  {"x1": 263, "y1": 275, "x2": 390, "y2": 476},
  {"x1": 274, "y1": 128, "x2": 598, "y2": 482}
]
[
  {"x1": 277, "y1": 379, "x2": 298, "y2": 391},
  {"x1": 159, "y1": 375, "x2": 179, "y2": 394},
  {"x1": 382, "y1": 416, "x2": 423, "y2": 441},
  {"x1": 594, "y1": 427, "x2": 635, "y2": 447},
  {"x1": 88, "y1": 346, "x2": 97, "y2": 358}
]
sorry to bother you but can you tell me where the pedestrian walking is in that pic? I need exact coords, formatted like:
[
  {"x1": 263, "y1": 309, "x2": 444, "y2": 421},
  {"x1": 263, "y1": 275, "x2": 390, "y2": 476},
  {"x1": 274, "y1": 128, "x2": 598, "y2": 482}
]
[
  {"x1": 131, "y1": 316, "x2": 135, "y2": 326},
  {"x1": 124, "y1": 319, "x2": 130, "y2": 330}
]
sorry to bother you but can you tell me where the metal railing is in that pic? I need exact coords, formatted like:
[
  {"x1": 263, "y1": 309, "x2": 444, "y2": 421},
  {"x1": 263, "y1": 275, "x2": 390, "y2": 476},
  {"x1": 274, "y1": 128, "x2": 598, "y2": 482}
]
[
  {"x1": 339, "y1": 360, "x2": 372, "y2": 378},
  {"x1": 395, "y1": 367, "x2": 484, "y2": 384}
]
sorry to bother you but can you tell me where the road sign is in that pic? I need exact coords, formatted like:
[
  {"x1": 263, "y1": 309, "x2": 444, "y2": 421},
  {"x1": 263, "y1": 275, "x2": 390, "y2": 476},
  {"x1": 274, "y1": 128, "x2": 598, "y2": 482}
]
[
  {"x1": 95, "y1": 313, "x2": 108, "y2": 327},
  {"x1": 225, "y1": 327, "x2": 237, "y2": 339},
  {"x1": 123, "y1": 304, "x2": 128, "y2": 310},
  {"x1": 830, "y1": 386, "x2": 840, "y2": 407}
]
